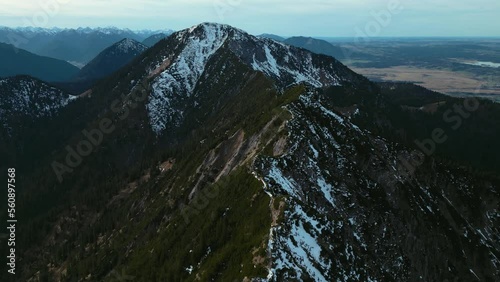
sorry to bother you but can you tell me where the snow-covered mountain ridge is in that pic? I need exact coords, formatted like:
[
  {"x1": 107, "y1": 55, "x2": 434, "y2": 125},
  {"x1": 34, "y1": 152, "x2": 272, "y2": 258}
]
[
  {"x1": 0, "y1": 76, "x2": 75, "y2": 134},
  {"x1": 146, "y1": 23, "x2": 363, "y2": 135},
  {"x1": 114, "y1": 38, "x2": 148, "y2": 53},
  {"x1": 255, "y1": 90, "x2": 500, "y2": 281}
]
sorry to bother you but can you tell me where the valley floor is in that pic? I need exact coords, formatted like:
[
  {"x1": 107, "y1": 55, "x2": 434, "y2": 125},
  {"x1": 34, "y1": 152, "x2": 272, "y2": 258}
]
[{"x1": 350, "y1": 66, "x2": 500, "y2": 101}]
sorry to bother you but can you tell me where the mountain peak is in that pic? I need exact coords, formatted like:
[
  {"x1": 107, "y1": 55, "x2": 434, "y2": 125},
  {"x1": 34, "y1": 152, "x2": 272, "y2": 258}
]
[
  {"x1": 0, "y1": 75, "x2": 75, "y2": 135},
  {"x1": 146, "y1": 23, "x2": 362, "y2": 135},
  {"x1": 182, "y1": 22, "x2": 250, "y2": 41},
  {"x1": 73, "y1": 38, "x2": 148, "y2": 82},
  {"x1": 188, "y1": 22, "x2": 235, "y2": 32},
  {"x1": 114, "y1": 38, "x2": 148, "y2": 53},
  {"x1": 183, "y1": 22, "x2": 233, "y2": 39}
]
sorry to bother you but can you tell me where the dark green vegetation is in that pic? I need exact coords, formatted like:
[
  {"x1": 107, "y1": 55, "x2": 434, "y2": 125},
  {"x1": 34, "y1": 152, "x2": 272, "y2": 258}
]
[
  {"x1": 377, "y1": 82, "x2": 500, "y2": 175},
  {"x1": 121, "y1": 168, "x2": 271, "y2": 281},
  {"x1": 0, "y1": 43, "x2": 80, "y2": 81}
]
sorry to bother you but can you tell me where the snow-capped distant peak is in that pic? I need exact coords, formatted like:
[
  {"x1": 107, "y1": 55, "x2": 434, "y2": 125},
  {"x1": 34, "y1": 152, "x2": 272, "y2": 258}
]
[
  {"x1": 115, "y1": 38, "x2": 148, "y2": 53},
  {"x1": 186, "y1": 22, "x2": 243, "y2": 34}
]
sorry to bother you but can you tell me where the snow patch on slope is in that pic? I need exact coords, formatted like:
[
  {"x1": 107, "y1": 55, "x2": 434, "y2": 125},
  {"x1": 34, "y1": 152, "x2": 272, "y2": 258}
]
[
  {"x1": 247, "y1": 40, "x2": 342, "y2": 88},
  {"x1": 276, "y1": 211, "x2": 329, "y2": 281},
  {"x1": 252, "y1": 45, "x2": 281, "y2": 78},
  {"x1": 0, "y1": 77, "x2": 75, "y2": 133},
  {"x1": 115, "y1": 38, "x2": 148, "y2": 53},
  {"x1": 146, "y1": 23, "x2": 229, "y2": 134},
  {"x1": 256, "y1": 91, "x2": 377, "y2": 281}
]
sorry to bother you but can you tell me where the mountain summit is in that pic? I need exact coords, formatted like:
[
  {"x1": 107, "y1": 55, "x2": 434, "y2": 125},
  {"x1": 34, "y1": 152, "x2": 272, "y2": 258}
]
[
  {"x1": 73, "y1": 38, "x2": 148, "y2": 83},
  {"x1": 146, "y1": 22, "x2": 365, "y2": 134}
]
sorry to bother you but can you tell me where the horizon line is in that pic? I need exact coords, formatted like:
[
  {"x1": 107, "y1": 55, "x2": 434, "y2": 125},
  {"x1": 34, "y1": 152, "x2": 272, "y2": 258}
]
[{"x1": 1, "y1": 25, "x2": 499, "y2": 39}]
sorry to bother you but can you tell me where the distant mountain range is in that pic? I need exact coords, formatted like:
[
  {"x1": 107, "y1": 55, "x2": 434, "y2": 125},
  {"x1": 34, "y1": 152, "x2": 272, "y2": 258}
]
[
  {"x1": 0, "y1": 26, "x2": 172, "y2": 65},
  {"x1": 0, "y1": 36, "x2": 149, "y2": 93},
  {"x1": 0, "y1": 42, "x2": 80, "y2": 81},
  {"x1": 258, "y1": 33, "x2": 286, "y2": 42},
  {"x1": 283, "y1": 36, "x2": 345, "y2": 60},
  {"x1": 258, "y1": 35, "x2": 346, "y2": 60},
  {"x1": 142, "y1": 33, "x2": 171, "y2": 47}
]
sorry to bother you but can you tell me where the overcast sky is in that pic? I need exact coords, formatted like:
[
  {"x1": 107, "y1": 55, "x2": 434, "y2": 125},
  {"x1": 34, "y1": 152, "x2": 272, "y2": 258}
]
[{"x1": 0, "y1": 0, "x2": 498, "y2": 37}]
